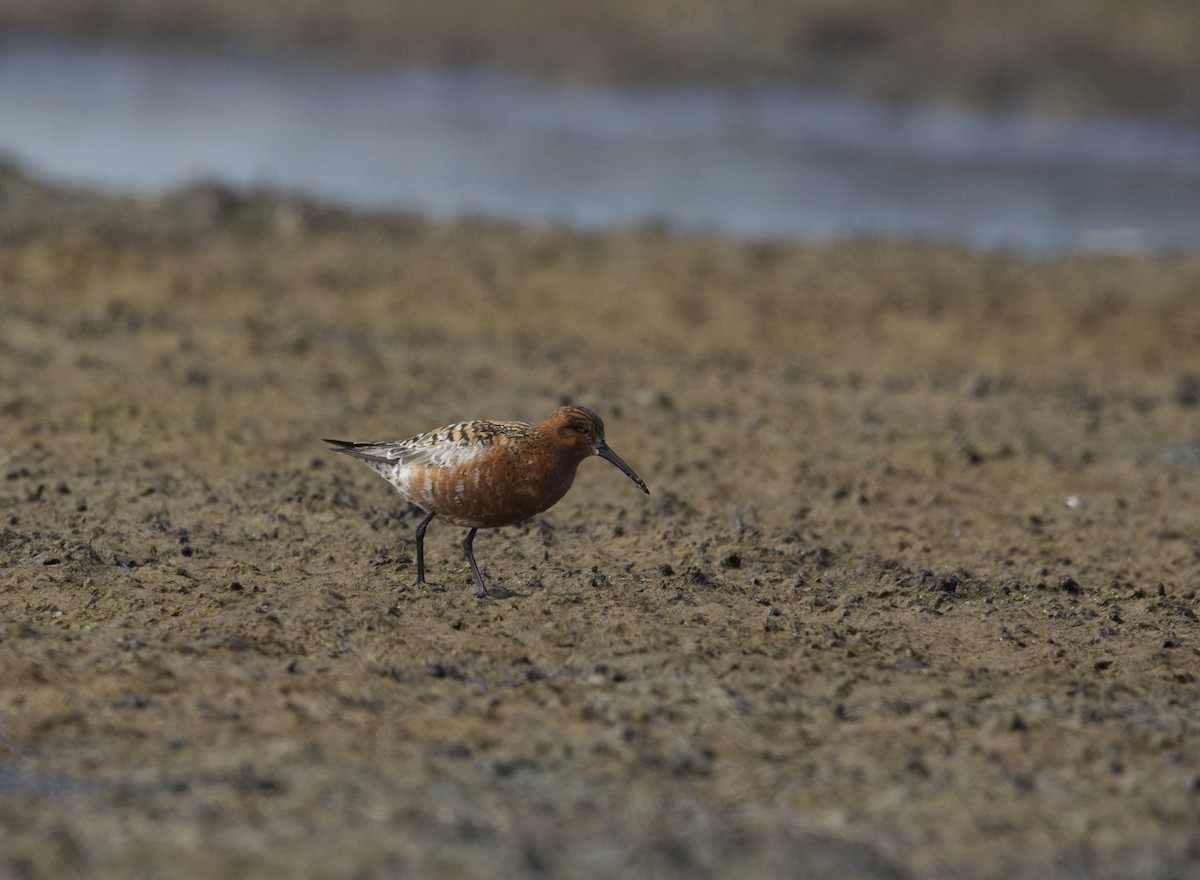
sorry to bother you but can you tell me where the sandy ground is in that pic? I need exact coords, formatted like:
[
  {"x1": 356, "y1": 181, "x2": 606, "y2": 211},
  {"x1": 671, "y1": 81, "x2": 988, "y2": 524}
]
[
  {"x1": 4, "y1": 0, "x2": 1200, "y2": 121},
  {"x1": 1, "y1": 164, "x2": 1199, "y2": 878}
]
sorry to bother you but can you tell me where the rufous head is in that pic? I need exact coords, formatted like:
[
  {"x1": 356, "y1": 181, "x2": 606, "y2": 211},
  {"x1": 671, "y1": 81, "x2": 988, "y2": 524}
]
[{"x1": 542, "y1": 406, "x2": 649, "y2": 494}]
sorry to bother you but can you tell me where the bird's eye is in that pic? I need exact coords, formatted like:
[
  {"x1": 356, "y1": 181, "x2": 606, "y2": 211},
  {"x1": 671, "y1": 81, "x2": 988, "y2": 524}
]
[{"x1": 573, "y1": 423, "x2": 588, "y2": 434}]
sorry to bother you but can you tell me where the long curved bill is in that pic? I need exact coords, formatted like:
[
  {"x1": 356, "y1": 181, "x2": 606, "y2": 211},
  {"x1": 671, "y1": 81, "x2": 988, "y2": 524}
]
[{"x1": 597, "y1": 442, "x2": 650, "y2": 494}]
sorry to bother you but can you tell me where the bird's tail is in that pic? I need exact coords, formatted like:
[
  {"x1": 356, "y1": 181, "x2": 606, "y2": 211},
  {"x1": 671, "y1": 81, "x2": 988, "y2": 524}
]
[{"x1": 322, "y1": 439, "x2": 398, "y2": 465}]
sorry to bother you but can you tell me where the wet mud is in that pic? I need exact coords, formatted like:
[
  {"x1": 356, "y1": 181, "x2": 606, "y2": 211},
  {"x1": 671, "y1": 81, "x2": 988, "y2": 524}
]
[{"x1": 2, "y1": 168, "x2": 1200, "y2": 878}]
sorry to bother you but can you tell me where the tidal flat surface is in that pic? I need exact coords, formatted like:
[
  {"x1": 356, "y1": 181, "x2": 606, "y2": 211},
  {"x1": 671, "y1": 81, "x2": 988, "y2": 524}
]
[{"x1": 2, "y1": 169, "x2": 1199, "y2": 878}]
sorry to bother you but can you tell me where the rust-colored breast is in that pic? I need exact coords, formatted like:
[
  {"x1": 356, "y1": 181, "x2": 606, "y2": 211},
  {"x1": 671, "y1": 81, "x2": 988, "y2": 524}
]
[{"x1": 411, "y1": 445, "x2": 576, "y2": 528}]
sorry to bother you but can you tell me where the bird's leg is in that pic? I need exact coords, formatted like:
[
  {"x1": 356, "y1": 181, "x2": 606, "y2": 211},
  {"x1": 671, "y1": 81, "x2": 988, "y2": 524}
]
[
  {"x1": 462, "y1": 528, "x2": 492, "y2": 599},
  {"x1": 413, "y1": 510, "x2": 436, "y2": 585}
]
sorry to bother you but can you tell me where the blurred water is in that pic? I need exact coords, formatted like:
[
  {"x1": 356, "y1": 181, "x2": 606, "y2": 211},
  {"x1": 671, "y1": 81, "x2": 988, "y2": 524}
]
[{"x1": 2, "y1": 39, "x2": 1199, "y2": 252}]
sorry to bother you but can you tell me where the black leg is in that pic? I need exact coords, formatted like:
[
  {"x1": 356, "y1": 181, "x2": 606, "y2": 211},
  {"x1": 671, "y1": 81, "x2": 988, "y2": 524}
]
[
  {"x1": 413, "y1": 510, "x2": 436, "y2": 585},
  {"x1": 462, "y1": 528, "x2": 492, "y2": 599}
]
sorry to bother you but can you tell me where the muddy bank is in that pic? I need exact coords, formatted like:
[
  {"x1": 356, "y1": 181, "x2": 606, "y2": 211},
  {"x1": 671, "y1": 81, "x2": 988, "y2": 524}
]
[
  {"x1": 1, "y1": 167, "x2": 1200, "y2": 878},
  {"x1": 4, "y1": 1, "x2": 1200, "y2": 121}
]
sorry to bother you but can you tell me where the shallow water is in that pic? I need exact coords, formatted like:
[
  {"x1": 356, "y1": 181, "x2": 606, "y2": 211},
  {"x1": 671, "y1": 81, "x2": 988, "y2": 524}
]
[{"x1": 2, "y1": 39, "x2": 1199, "y2": 252}]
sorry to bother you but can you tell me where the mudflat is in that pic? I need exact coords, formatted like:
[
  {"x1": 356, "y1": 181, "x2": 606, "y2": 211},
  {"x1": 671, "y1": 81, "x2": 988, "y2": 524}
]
[{"x1": 2, "y1": 168, "x2": 1199, "y2": 877}]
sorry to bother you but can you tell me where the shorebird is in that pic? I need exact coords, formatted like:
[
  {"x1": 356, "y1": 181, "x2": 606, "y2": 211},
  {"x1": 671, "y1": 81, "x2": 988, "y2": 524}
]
[{"x1": 324, "y1": 405, "x2": 649, "y2": 598}]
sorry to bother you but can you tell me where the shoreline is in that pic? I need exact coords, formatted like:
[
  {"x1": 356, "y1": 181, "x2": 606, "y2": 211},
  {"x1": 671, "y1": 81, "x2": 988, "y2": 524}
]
[
  {"x1": 3, "y1": 158, "x2": 1198, "y2": 259},
  {"x1": 3, "y1": 1, "x2": 1200, "y2": 123}
]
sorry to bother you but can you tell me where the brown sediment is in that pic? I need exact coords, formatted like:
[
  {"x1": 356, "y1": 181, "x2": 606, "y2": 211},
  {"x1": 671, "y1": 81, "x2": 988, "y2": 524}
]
[{"x1": 1, "y1": 167, "x2": 1199, "y2": 877}]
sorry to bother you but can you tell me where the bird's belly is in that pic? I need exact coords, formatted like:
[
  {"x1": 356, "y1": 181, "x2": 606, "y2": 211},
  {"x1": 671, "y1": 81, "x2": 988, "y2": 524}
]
[{"x1": 385, "y1": 458, "x2": 572, "y2": 528}]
